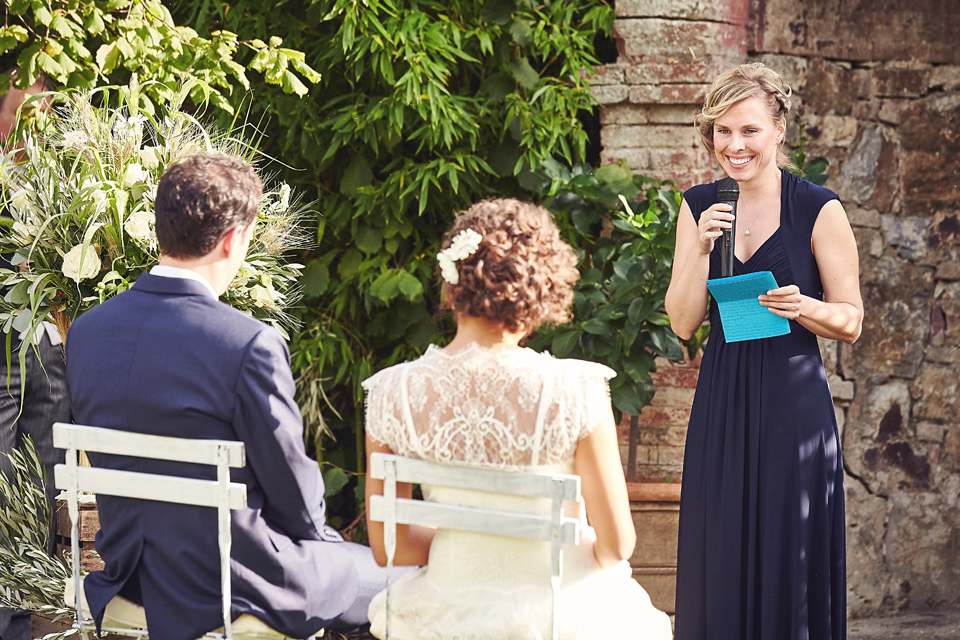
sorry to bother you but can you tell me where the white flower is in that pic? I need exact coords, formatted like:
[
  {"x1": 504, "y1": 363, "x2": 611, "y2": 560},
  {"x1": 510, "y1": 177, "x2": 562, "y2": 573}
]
[
  {"x1": 113, "y1": 113, "x2": 146, "y2": 142},
  {"x1": 12, "y1": 220, "x2": 39, "y2": 241},
  {"x1": 250, "y1": 284, "x2": 277, "y2": 309},
  {"x1": 277, "y1": 183, "x2": 291, "y2": 211},
  {"x1": 436, "y1": 228, "x2": 482, "y2": 284},
  {"x1": 9, "y1": 187, "x2": 39, "y2": 216},
  {"x1": 124, "y1": 210, "x2": 155, "y2": 240},
  {"x1": 81, "y1": 178, "x2": 108, "y2": 213},
  {"x1": 123, "y1": 163, "x2": 148, "y2": 188},
  {"x1": 446, "y1": 229, "x2": 483, "y2": 260},
  {"x1": 139, "y1": 145, "x2": 163, "y2": 170},
  {"x1": 61, "y1": 130, "x2": 90, "y2": 151},
  {"x1": 62, "y1": 244, "x2": 101, "y2": 283},
  {"x1": 437, "y1": 253, "x2": 460, "y2": 285}
]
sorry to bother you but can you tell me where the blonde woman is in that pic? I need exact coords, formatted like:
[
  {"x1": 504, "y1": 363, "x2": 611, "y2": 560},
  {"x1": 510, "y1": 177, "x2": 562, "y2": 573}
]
[
  {"x1": 364, "y1": 199, "x2": 673, "y2": 639},
  {"x1": 666, "y1": 63, "x2": 862, "y2": 640}
]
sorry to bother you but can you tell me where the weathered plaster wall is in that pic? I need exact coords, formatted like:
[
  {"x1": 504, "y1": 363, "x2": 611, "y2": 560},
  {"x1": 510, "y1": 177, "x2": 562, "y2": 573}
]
[{"x1": 605, "y1": 0, "x2": 960, "y2": 618}]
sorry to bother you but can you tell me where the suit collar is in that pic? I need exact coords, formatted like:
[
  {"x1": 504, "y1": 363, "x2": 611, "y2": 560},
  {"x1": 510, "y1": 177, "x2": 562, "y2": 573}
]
[{"x1": 132, "y1": 272, "x2": 219, "y2": 299}]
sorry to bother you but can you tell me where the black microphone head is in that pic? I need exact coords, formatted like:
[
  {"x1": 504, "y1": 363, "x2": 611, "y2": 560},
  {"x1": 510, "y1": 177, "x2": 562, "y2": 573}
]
[{"x1": 717, "y1": 177, "x2": 739, "y2": 202}]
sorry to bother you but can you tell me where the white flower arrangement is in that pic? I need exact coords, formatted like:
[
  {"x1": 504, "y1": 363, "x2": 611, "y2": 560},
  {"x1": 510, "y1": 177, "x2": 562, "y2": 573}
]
[
  {"x1": 437, "y1": 228, "x2": 482, "y2": 285},
  {"x1": 0, "y1": 79, "x2": 311, "y2": 342}
]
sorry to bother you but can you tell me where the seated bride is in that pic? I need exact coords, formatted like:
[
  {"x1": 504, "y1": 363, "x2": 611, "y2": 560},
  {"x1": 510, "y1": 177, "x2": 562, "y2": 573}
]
[{"x1": 362, "y1": 198, "x2": 673, "y2": 640}]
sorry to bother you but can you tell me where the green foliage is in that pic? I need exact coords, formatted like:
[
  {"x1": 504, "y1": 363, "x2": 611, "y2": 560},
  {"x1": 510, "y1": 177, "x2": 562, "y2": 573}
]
[
  {"x1": 524, "y1": 161, "x2": 690, "y2": 416},
  {"x1": 165, "y1": 1, "x2": 616, "y2": 506},
  {"x1": 0, "y1": 437, "x2": 71, "y2": 618},
  {"x1": 0, "y1": 0, "x2": 319, "y2": 112},
  {"x1": 788, "y1": 111, "x2": 829, "y2": 186}
]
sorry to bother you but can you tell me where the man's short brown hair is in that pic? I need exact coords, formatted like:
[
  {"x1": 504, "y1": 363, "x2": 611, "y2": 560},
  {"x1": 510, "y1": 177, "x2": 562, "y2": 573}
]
[{"x1": 154, "y1": 153, "x2": 262, "y2": 258}]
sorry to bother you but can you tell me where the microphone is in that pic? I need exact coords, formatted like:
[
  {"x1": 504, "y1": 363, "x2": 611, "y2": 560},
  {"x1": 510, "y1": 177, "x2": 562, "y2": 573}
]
[{"x1": 716, "y1": 177, "x2": 739, "y2": 277}]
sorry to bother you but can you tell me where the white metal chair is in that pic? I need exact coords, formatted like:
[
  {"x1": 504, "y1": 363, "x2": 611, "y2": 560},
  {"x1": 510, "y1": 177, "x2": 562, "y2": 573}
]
[
  {"x1": 367, "y1": 452, "x2": 582, "y2": 640},
  {"x1": 53, "y1": 422, "x2": 289, "y2": 639}
]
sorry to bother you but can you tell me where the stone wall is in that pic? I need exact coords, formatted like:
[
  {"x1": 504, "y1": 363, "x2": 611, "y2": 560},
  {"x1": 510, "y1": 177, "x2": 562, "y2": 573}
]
[{"x1": 603, "y1": 0, "x2": 960, "y2": 618}]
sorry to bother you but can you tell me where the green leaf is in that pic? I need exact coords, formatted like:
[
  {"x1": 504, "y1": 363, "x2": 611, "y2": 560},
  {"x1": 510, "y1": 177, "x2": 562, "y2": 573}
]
[
  {"x1": 551, "y1": 329, "x2": 581, "y2": 357},
  {"x1": 355, "y1": 225, "x2": 382, "y2": 254},
  {"x1": 583, "y1": 317, "x2": 614, "y2": 335},
  {"x1": 397, "y1": 271, "x2": 423, "y2": 301},
  {"x1": 508, "y1": 57, "x2": 539, "y2": 90},
  {"x1": 339, "y1": 156, "x2": 373, "y2": 196},
  {"x1": 369, "y1": 270, "x2": 401, "y2": 302},
  {"x1": 337, "y1": 249, "x2": 363, "y2": 279},
  {"x1": 322, "y1": 465, "x2": 350, "y2": 499},
  {"x1": 302, "y1": 260, "x2": 330, "y2": 297}
]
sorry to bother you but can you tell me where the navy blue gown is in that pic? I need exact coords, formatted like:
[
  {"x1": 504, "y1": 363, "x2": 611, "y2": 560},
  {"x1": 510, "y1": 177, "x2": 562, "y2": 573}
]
[{"x1": 674, "y1": 169, "x2": 846, "y2": 640}]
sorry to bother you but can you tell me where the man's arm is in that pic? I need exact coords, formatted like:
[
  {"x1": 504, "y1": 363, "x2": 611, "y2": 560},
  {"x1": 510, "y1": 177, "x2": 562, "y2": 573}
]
[{"x1": 233, "y1": 327, "x2": 328, "y2": 540}]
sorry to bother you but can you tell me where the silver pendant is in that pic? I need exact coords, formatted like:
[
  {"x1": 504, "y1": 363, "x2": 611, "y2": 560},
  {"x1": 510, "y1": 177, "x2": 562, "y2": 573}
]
[{"x1": 744, "y1": 229, "x2": 752, "y2": 235}]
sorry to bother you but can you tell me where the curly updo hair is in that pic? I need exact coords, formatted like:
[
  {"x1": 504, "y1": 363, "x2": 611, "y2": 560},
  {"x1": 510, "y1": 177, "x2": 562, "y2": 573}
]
[
  {"x1": 695, "y1": 62, "x2": 793, "y2": 167},
  {"x1": 438, "y1": 198, "x2": 579, "y2": 334}
]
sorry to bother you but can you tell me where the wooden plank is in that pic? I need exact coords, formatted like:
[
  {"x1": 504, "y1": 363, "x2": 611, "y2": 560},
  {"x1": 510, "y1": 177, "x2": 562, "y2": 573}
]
[
  {"x1": 369, "y1": 453, "x2": 581, "y2": 501},
  {"x1": 55, "y1": 466, "x2": 246, "y2": 510},
  {"x1": 369, "y1": 496, "x2": 580, "y2": 545},
  {"x1": 52, "y1": 423, "x2": 245, "y2": 467}
]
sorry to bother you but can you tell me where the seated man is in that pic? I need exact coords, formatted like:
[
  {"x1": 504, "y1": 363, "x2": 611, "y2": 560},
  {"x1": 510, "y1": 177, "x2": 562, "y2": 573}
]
[{"x1": 65, "y1": 153, "x2": 385, "y2": 640}]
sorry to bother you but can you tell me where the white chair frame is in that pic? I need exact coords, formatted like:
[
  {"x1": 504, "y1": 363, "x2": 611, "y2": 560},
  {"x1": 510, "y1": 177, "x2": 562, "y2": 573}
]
[
  {"x1": 53, "y1": 422, "x2": 248, "y2": 639},
  {"x1": 367, "y1": 452, "x2": 582, "y2": 640}
]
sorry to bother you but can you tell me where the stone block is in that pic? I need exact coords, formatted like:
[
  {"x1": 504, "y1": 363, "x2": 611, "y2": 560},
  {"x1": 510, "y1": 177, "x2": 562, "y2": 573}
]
[
  {"x1": 615, "y1": 19, "x2": 747, "y2": 60},
  {"x1": 879, "y1": 215, "x2": 931, "y2": 260},
  {"x1": 937, "y1": 262, "x2": 960, "y2": 281},
  {"x1": 627, "y1": 83, "x2": 709, "y2": 105},
  {"x1": 846, "y1": 207, "x2": 880, "y2": 229},
  {"x1": 803, "y1": 58, "x2": 856, "y2": 116},
  {"x1": 648, "y1": 384, "x2": 696, "y2": 407},
  {"x1": 915, "y1": 364, "x2": 959, "y2": 424},
  {"x1": 804, "y1": 114, "x2": 858, "y2": 147},
  {"x1": 877, "y1": 98, "x2": 911, "y2": 125},
  {"x1": 600, "y1": 147, "x2": 650, "y2": 172},
  {"x1": 930, "y1": 65, "x2": 960, "y2": 91},
  {"x1": 601, "y1": 123, "x2": 697, "y2": 149},
  {"x1": 624, "y1": 58, "x2": 738, "y2": 85},
  {"x1": 589, "y1": 64, "x2": 627, "y2": 85},
  {"x1": 870, "y1": 67, "x2": 930, "y2": 98},
  {"x1": 844, "y1": 480, "x2": 893, "y2": 617},
  {"x1": 836, "y1": 123, "x2": 898, "y2": 211},
  {"x1": 644, "y1": 104, "x2": 700, "y2": 124},
  {"x1": 600, "y1": 105, "x2": 650, "y2": 125},
  {"x1": 592, "y1": 84, "x2": 629, "y2": 105},
  {"x1": 851, "y1": 100, "x2": 880, "y2": 121},
  {"x1": 636, "y1": 406, "x2": 692, "y2": 430},
  {"x1": 900, "y1": 94, "x2": 960, "y2": 216},
  {"x1": 631, "y1": 501, "x2": 680, "y2": 566},
  {"x1": 886, "y1": 493, "x2": 960, "y2": 610},
  {"x1": 616, "y1": 0, "x2": 747, "y2": 24},
  {"x1": 828, "y1": 374, "x2": 855, "y2": 402},
  {"x1": 916, "y1": 422, "x2": 946, "y2": 444}
]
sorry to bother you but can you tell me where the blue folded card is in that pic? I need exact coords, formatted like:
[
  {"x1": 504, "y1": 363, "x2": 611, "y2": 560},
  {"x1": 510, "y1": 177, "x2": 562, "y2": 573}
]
[{"x1": 706, "y1": 271, "x2": 791, "y2": 343}]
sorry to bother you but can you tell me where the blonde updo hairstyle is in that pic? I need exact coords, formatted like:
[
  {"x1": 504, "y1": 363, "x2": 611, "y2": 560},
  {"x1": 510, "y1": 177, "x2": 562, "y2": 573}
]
[
  {"x1": 438, "y1": 198, "x2": 579, "y2": 335},
  {"x1": 695, "y1": 62, "x2": 793, "y2": 168}
]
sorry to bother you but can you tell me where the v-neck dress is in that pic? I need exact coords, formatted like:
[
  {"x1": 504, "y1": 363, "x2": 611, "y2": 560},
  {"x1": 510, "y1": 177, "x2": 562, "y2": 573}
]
[{"x1": 674, "y1": 169, "x2": 846, "y2": 640}]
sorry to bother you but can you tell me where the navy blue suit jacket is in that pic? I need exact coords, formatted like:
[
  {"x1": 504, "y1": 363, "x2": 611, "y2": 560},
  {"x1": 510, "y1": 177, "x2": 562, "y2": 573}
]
[{"x1": 65, "y1": 273, "x2": 359, "y2": 640}]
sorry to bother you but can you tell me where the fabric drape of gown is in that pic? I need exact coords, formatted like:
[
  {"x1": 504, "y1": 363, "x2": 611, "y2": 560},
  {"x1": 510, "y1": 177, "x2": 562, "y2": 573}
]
[
  {"x1": 363, "y1": 345, "x2": 673, "y2": 640},
  {"x1": 674, "y1": 169, "x2": 847, "y2": 640}
]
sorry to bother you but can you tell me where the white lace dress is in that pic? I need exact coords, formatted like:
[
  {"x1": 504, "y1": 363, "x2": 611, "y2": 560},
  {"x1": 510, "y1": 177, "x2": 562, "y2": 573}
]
[{"x1": 362, "y1": 344, "x2": 673, "y2": 640}]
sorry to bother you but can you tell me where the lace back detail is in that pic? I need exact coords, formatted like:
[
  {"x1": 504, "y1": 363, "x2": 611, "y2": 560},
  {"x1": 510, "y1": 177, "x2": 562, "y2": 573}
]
[{"x1": 363, "y1": 344, "x2": 615, "y2": 470}]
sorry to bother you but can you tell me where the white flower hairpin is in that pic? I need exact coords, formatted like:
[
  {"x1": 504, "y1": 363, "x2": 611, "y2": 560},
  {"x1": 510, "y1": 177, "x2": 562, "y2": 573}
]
[{"x1": 437, "y1": 228, "x2": 482, "y2": 285}]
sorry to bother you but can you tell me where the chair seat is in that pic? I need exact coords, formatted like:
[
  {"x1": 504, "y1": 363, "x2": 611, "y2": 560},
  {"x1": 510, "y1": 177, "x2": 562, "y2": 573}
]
[{"x1": 64, "y1": 577, "x2": 290, "y2": 638}]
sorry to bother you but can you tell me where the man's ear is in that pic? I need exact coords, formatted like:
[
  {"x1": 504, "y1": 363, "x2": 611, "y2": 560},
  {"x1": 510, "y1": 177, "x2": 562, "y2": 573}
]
[{"x1": 220, "y1": 225, "x2": 246, "y2": 258}]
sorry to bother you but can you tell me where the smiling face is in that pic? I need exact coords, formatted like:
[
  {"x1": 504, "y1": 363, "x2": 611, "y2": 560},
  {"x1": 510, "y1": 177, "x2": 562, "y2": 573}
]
[{"x1": 712, "y1": 96, "x2": 785, "y2": 184}]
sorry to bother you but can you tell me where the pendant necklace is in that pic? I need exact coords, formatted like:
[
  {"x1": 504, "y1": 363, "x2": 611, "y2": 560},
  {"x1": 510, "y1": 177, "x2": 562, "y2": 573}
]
[{"x1": 743, "y1": 174, "x2": 781, "y2": 236}]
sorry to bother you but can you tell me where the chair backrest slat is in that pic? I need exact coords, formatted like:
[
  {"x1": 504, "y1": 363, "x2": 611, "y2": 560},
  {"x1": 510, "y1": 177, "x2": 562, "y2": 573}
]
[
  {"x1": 54, "y1": 465, "x2": 246, "y2": 510},
  {"x1": 368, "y1": 495, "x2": 579, "y2": 543},
  {"x1": 52, "y1": 422, "x2": 245, "y2": 467},
  {"x1": 368, "y1": 454, "x2": 580, "y2": 502}
]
